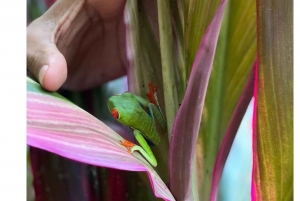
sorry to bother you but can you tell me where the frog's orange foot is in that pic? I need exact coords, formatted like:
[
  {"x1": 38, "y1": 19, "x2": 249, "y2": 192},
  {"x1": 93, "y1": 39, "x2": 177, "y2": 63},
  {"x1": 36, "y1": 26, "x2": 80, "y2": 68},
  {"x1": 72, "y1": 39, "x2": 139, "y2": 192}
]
[
  {"x1": 146, "y1": 82, "x2": 158, "y2": 105},
  {"x1": 120, "y1": 139, "x2": 136, "y2": 153}
]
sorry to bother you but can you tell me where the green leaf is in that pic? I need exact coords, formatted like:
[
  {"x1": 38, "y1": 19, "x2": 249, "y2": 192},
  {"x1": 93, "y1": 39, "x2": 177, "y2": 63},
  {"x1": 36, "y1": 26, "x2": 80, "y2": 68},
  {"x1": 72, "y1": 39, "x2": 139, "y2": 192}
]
[
  {"x1": 185, "y1": 0, "x2": 222, "y2": 75},
  {"x1": 252, "y1": 0, "x2": 293, "y2": 200},
  {"x1": 210, "y1": 65, "x2": 255, "y2": 200},
  {"x1": 197, "y1": 0, "x2": 256, "y2": 199},
  {"x1": 169, "y1": 1, "x2": 227, "y2": 200}
]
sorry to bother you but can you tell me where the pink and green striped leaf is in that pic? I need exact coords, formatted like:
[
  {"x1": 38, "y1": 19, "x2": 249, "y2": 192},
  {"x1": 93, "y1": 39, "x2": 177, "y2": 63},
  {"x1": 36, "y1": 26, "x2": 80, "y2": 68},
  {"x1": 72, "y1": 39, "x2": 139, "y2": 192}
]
[{"x1": 27, "y1": 77, "x2": 175, "y2": 201}]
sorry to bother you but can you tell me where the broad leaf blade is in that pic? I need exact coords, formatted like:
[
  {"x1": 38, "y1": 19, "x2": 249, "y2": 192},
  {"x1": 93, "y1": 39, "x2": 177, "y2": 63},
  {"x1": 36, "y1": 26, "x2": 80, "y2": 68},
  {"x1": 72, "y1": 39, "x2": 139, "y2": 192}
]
[
  {"x1": 27, "y1": 77, "x2": 175, "y2": 201},
  {"x1": 198, "y1": 0, "x2": 256, "y2": 199},
  {"x1": 210, "y1": 64, "x2": 255, "y2": 201},
  {"x1": 168, "y1": 1, "x2": 227, "y2": 200},
  {"x1": 252, "y1": 0, "x2": 293, "y2": 200},
  {"x1": 218, "y1": 0, "x2": 257, "y2": 136}
]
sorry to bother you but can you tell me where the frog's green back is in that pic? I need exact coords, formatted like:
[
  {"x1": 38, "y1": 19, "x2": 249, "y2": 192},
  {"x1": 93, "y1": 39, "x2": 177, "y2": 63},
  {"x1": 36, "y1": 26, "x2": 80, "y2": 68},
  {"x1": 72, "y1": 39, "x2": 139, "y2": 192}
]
[{"x1": 107, "y1": 93, "x2": 160, "y2": 145}]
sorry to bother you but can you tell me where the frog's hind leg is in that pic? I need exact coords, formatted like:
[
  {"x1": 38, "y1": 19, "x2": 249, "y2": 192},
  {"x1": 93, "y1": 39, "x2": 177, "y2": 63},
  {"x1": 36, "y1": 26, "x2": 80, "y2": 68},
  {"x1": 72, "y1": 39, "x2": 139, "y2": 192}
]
[
  {"x1": 132, "y1": 130, "x2": 157, "y2": 167},
  {"x1": 148, "y1": 103, "x2": 167, "y2": 130}
]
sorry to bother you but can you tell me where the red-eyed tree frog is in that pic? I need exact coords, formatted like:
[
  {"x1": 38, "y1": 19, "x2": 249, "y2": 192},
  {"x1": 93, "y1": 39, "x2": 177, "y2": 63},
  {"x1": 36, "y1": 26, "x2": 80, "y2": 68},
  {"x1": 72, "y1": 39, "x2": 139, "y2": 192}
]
[{"x1": 107, "y1": 83, "x2": 166, "y2": 167}]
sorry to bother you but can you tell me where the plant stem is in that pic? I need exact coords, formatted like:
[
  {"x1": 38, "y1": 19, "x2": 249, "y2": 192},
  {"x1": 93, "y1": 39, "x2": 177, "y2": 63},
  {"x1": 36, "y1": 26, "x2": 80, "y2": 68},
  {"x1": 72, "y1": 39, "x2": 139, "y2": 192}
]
[{"x1": 157, "y1": 0, "x2": 179, "y2": 138}]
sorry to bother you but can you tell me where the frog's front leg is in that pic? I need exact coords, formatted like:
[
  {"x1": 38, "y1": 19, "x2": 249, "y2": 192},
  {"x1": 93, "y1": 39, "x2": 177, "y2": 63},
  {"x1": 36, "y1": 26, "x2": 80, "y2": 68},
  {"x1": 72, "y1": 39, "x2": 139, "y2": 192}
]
[{"x1": 132, "y1": 129, "x2": 158, "y2": 167}]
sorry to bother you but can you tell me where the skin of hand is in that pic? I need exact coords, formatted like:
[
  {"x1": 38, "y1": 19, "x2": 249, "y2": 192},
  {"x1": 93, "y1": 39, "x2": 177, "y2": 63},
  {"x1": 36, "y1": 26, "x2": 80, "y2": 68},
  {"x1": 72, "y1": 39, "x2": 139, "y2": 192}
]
[{"x1": 27, "y1": 0, "x2": 127, "y2": 91}]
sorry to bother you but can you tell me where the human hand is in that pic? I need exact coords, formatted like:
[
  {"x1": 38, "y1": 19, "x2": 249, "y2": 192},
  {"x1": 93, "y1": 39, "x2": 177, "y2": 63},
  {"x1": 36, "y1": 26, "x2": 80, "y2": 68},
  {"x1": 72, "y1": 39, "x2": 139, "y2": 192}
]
[{"x1": 27, "y1": 0, "x2": 127, "y2": 91}]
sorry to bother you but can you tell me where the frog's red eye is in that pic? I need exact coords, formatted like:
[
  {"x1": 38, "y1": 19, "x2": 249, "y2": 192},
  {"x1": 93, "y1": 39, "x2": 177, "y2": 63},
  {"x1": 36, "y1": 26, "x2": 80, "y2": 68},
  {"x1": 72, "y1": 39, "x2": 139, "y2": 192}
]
[{"x1": 111, "y1": 108, "x2": 119, "y2": 119}]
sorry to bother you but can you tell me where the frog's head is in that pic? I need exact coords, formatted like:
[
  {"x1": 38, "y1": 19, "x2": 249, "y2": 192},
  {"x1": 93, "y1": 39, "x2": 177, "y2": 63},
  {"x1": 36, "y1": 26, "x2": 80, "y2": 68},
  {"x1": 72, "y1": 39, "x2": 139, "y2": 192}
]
[{"x1": 107, "y1": 92, "x2": 140, "y2": 125}]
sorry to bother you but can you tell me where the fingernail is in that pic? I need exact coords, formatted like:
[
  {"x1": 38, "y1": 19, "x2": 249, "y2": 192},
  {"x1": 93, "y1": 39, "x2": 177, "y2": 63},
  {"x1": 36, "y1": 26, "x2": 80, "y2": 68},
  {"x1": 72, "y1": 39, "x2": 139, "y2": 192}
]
[{"x1": 39, "y1": 65, "x2": 49, "y2": 86}]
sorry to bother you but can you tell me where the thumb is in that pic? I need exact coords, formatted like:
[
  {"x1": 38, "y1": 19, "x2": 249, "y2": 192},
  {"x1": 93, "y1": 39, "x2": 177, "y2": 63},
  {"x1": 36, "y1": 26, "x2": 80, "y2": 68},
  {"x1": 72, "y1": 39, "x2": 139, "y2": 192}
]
[
  {"x1": 27, "y1": 43, "x2": 67, "y2": 92},
  {"x1": 27, "y1": 0, "x2": 83, "y2": 91}
]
